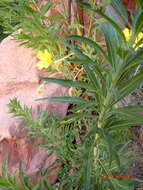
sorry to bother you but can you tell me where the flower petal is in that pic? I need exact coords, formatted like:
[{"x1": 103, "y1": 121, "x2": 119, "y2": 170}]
[
  {"x1": 36, "y1": 61, "x2": 50, "y2": 70},
  {"x1": 36, "y1": 51, "x2": 45, "y2": 60},
  {"x1": 123, "y1": 28, "x2": 132, "y2": 42}
]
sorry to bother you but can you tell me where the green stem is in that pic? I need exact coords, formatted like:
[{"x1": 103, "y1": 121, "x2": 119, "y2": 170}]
[{"x1": 54, "y1": 53, "x2": 74, "y2": 63}]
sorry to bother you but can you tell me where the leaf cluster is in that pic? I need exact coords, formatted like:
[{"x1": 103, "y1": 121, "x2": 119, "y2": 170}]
[
  {"x1": 36, "y1": 0, "x2": 143, "y2": 189},
  {"x1": 0, "y1": 160, "x2": 54, "y2": 190},
  {"x1": 8, "y1": 98, "x2": 141, "y2": 190},
  {"x1": 0, "y1": 0, "x2": 66, "y2": 55}
]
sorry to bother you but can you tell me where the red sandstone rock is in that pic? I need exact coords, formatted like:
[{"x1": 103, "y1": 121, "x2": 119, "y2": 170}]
[
  {"x1": 121, "y1": 0, "x2": 136, "y2": 10},
  {"x1": 0, "y1": 35, "x2": 69, "y2": 185},
  {"x1": 0, "y1": 0, "x2": 76, "y2": 185}
]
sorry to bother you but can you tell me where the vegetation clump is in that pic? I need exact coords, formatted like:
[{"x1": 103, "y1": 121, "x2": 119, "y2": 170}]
[{"x1": 0, "y1": 0, "x2": 143, "y2": 189}]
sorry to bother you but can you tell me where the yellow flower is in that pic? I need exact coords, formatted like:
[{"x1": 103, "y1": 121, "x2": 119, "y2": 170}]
[
  {"x1": 36, "y1": 85, "x2": 43, "y2": 94},
  {"x1": 35, "y1": 83, "x2": 46, "y2": 94},
  {"x1": 123, "y1": 28, "x2": 143, "y2": 50},
  {"x1": 134, "y1": 32, "x2": 143, "y2": 48},
  {"x1": 123, "y1": 28, "x2": 132, "y2": 42},
  {"x1": 36, "y1": 49, "x2": 53, "y2": 70}
]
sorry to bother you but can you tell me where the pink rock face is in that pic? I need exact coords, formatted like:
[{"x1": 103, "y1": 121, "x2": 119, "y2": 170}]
[
  {"x1": 0, "y1": 36, "x2": 37, "y2": 138},
  {"x1": 0, "y1": 36, "x2": 68, "y2": 138},
  {"x1": 0, "y1": 35, "x2": 69, "y2": 184},
  {"x1": 0, "y1": 36, "x2": 38, "y2": 84}
]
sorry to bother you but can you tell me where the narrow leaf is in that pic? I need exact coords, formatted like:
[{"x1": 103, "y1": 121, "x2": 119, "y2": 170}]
[
  {"x1": 100, "y1": 25, "x2": 116, "y2": 69},
  {"x1": 137, "y1": 0, "x2": 143, "y2": 11},
  {"x1": 113, "y1": 108, "x2": 143, "y2": 124},
  {"x1": 40, "y1": 77, "x2": 93, "y2": 90},
  {"x1": 66, "y1": 35, "x2": 109, "y2": 61},
  {"x1": 134, "y1": 12, "x2": 143, "y2": 34},
  {"x1": 108, "y1": 120, "x2": 143, "y2": 130},
  {"x1": 70, "y1": 101, "x2": 96, "y2": 112},
  {"x1": 40, "y1": 1, "x2": 52, "y2": 16},
  {"x1": 78, "y1": 1, "x2": 126, "y2": 42},
  {"x1": 61, "y1": 40, "x2": 88, "y2": 60},
  {"x1": 100, "y1": 129, "x2": 120, "y2": 168},
  {"x1": 123, "y1": 48, "x2": 143, "y2": 73},
  {"x1": 36, "y1": 96, "x2": 88, "y2": 104},
  {"x1": 120, "y1": 105, "x2": 143, "y2": 112},
  {"x1": 111, "y1": 0, "x2": 129, "y2": 25},
  {"x1": 96, "y1": 9, "x2": 126, "y2": 42},
  {"x1": 62, "y1": 112, "x2": 94, "y2": 122},
  {"x1": 118, "y1": 71, "x2": 143, "y2": 102}
]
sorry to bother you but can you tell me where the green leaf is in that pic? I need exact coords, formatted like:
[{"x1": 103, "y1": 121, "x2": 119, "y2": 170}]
[
  {"x1": 83, "y1": 64, "x2": 100, "y2": 91},
  {"x1": 79, "y1": 148, "x2": 93, "y2": 190},
  {"x1": 69, "y1": 59, "x2": 106, "y2": 95},
  {"x1": 137, "y1": 0, "x2": 143, "y2": 11},
  {"x1": 120, "y1": 105, "x2": 143, "y2": 112},
  {"x1": 63, "y1": 112, "x2": 94, "y2": 122},
  {"x1": 118, "y1": 71, "x2": 143, "y2": 102},
  {"x1": 19, "y1": 165, "x2": 34, "y2": 190},
  {"x1": 108, "y1": 119, "x2": 143, "y2": 130},
  {"x1": 70, "y1": 101, "x2": 96, "y2": 112},
  {"x1": 36, "y1": 96, "x2": 88, "y2": 104},
  {"x1": 40, "y1": 1, "x2": 52, "y2": 16},
  {"x1": 78, "y1": 2, "x2": 126, "y2": 42},
  {"x1": 100, "y1": 25, "x2": 116, "y2": 69},
  {"x1": 61, "y1": 40, "x2": 102, "y2": 94},
  {"x1": 98, "y1": 159, "x2": 116, "y2": 190},
  {"x1": 76, "y1": 0, "x2": 92, "y2": 9},
  {"x1": 134, "y1": 12, "x2": 143, "y2": 35},
  {"x1": 100, "y1": 129, "x2": 120, "y2": 168},
  {"x1": 96, "y1": 9, "x2": 126, "y2": 42},
  {"x1": 68, "y1": 58, "x2": 85, "y2": 65},
  {"x1": 113, "y1": 108, "x2": 143, "y2": 124},
  {"x1": 82, "y1": 63, "x2": 103, "y2": 108},
  {"x1": 61, "y1": 40, "x2": 89, "y2": 60},
  {"x1": 66, "y1": 35, "x2": 109, "y2": 61},
  {"x1": 0, "y1": 160, "x2": 23, "y2": 190},
  {"x1": 111, "y1": 0, "x2": 129, "y2": 26},
  {"x1": 40, "y1": 77, "x2": 93, "y2": 90},
  {"x1": 123, "y1": 48, "x2": 143, "y2": 73}
]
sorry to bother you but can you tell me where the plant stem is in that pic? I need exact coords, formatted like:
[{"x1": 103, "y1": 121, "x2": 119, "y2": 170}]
[{"x1": 54, "y1": 53, "x2": 74, "y2": 63}]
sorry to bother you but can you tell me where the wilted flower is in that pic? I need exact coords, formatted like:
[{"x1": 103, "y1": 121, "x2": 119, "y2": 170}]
[{"x1": 35, "y1": 82, "x2": 47, "y2": 95}]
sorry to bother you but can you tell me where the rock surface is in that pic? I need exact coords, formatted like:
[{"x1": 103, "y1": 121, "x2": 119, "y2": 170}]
[
  {"x1": 0, "y1": 35, "x2": 69, "y2": 184},
  {"x1": 121, "y1": 0, "x2": 136, "y2": 10}
]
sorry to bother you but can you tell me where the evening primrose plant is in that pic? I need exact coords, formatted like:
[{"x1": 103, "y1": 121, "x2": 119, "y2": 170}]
[
  {"x1": 2, "y1": 0, "x2": 143, "y2": 190},
  {"x1": 37, "y1": 0, "x2": 143, "y2": 189}
]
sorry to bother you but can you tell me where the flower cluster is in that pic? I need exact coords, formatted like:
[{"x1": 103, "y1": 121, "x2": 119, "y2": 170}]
[{"x1": 123, "y1": 28, "x2": 143, "y2": 49}]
